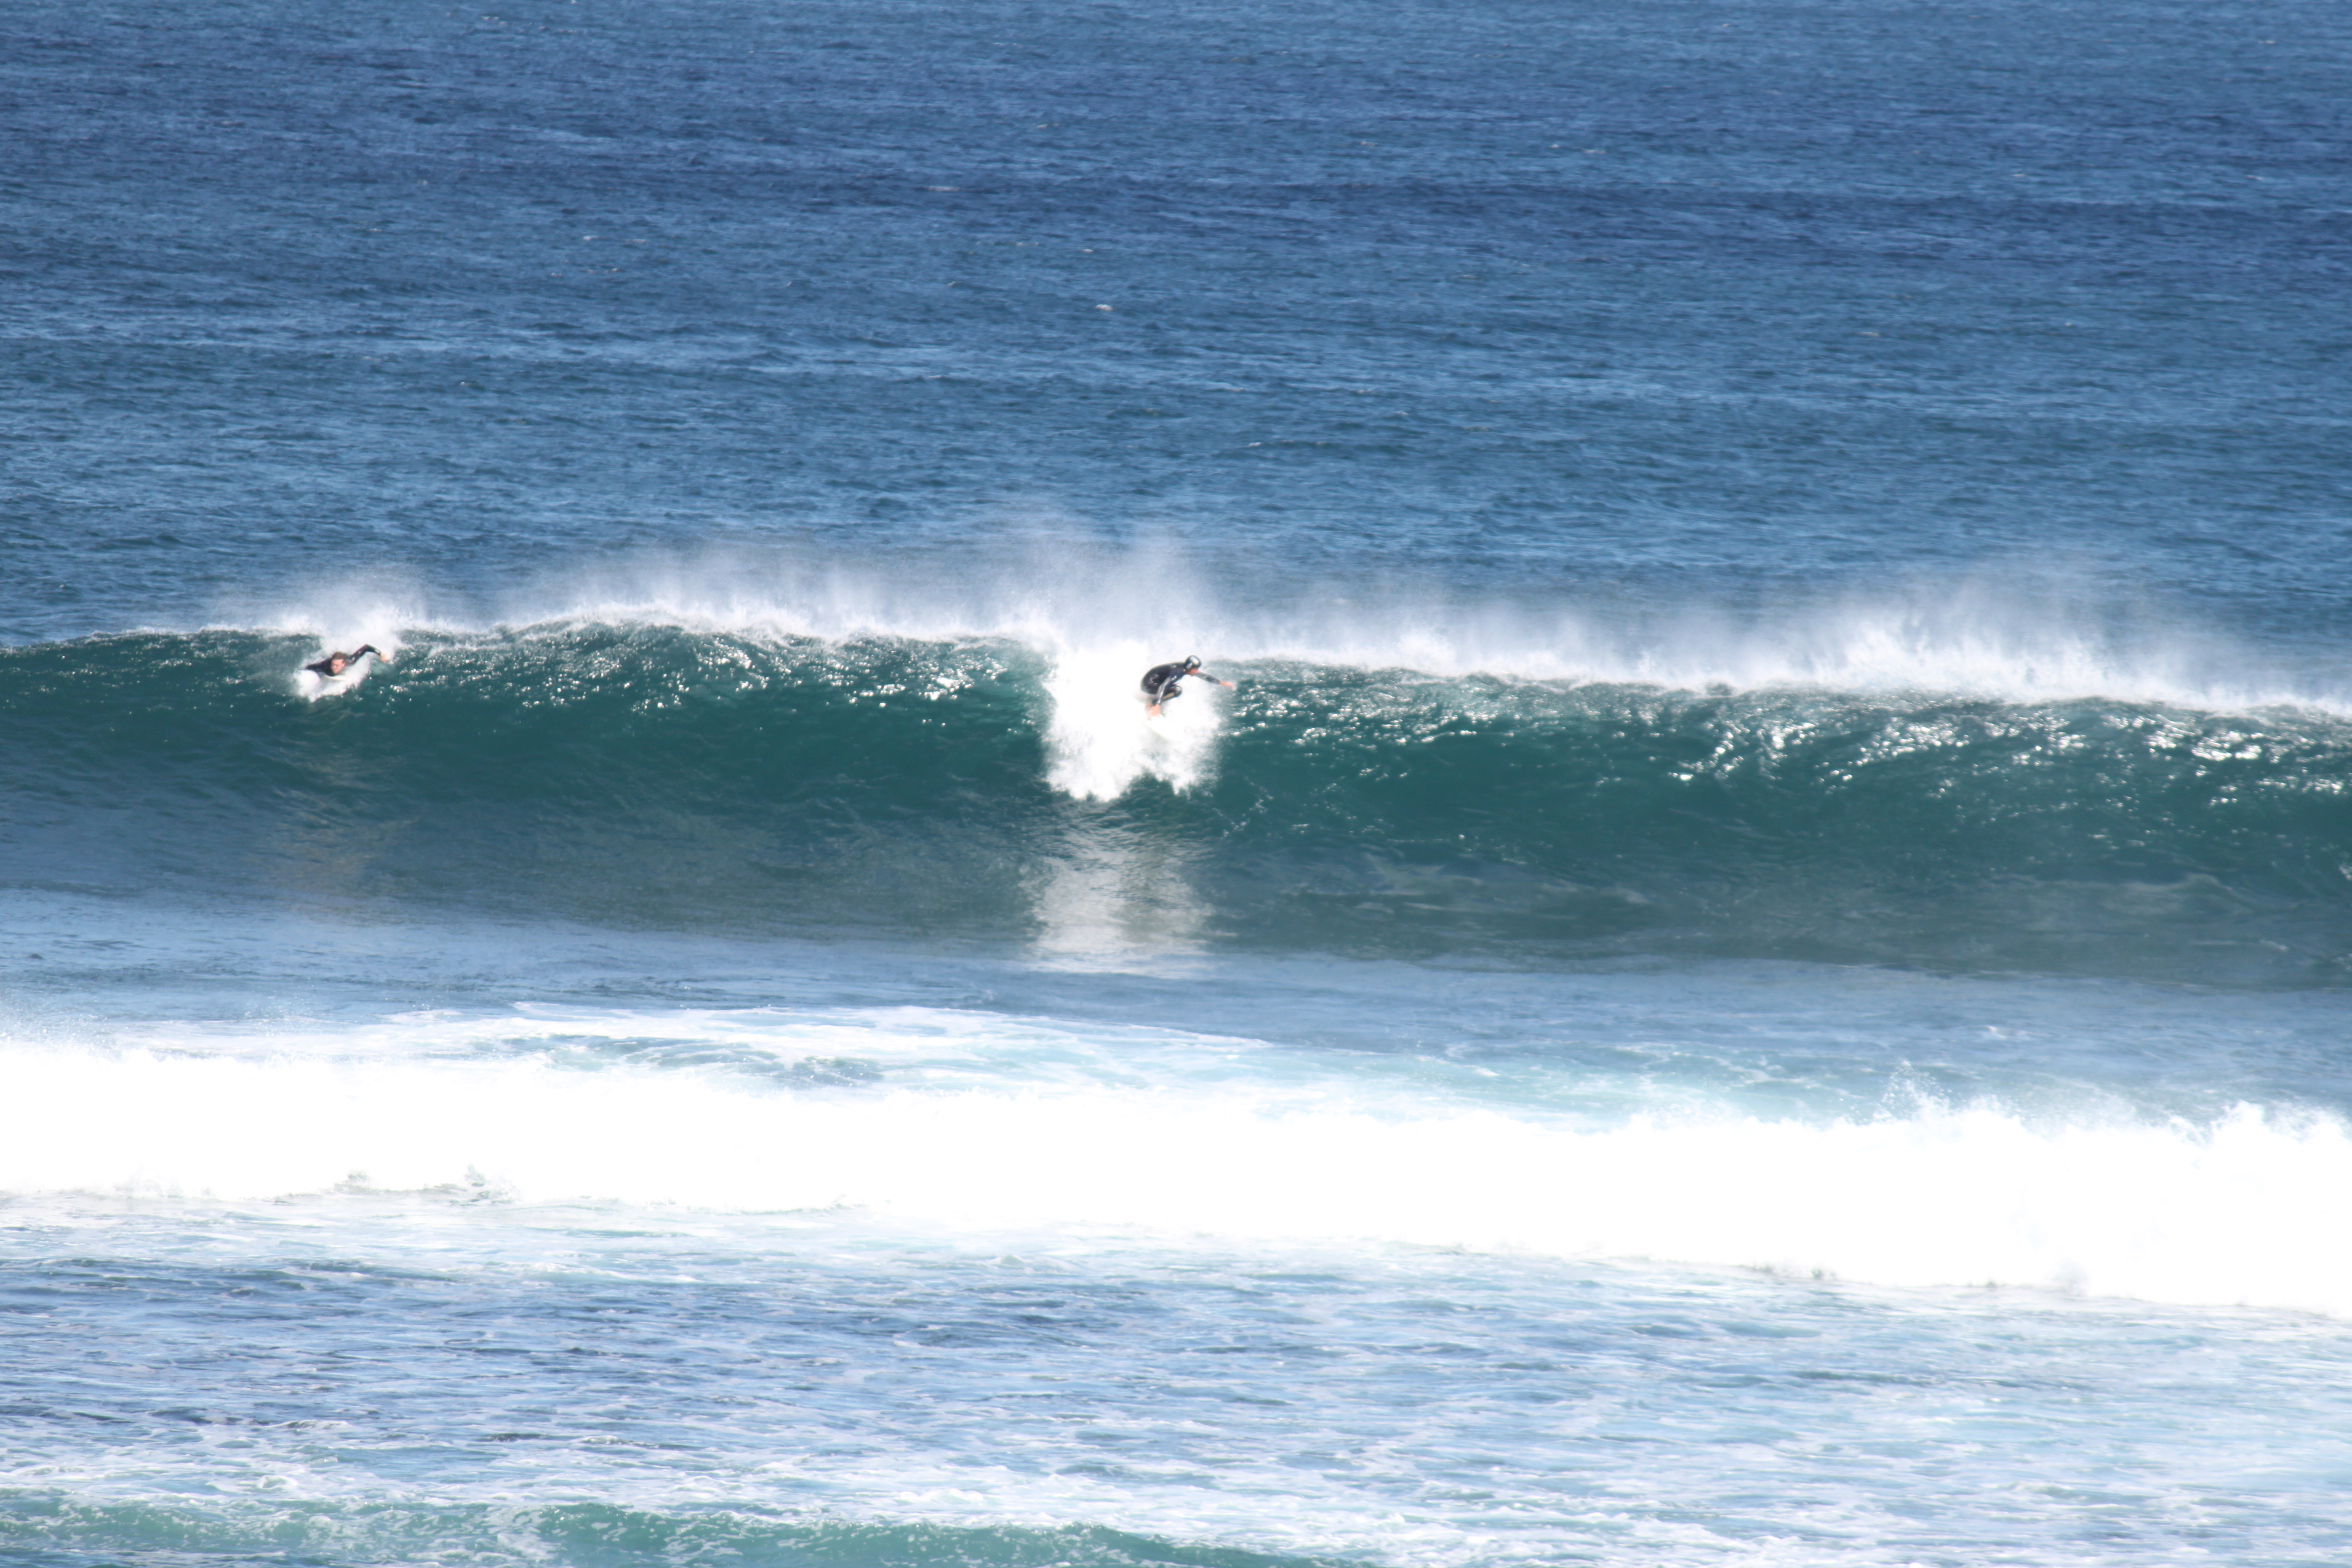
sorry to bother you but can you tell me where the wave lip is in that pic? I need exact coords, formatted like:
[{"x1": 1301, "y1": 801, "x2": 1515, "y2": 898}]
[{"x1": 234, "y1": 556, "x2": 2352, "y2": 716}]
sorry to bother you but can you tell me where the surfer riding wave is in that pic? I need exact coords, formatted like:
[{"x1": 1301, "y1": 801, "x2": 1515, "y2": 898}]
[
  {"x1": 1140, "y1": 655, "x2": 1234, "y2": 718},
  {"x1": 304, "y1": 645, "x2": 385, "y2": 680}
]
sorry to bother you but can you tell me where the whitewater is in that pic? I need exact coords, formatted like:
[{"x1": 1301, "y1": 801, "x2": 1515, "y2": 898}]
[{"x1": 10, "y1": 1001, "x2": 2352, "y2": 1316}]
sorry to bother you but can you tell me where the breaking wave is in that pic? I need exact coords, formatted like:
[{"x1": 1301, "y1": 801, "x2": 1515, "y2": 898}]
[{"x1": 5, "y1": 588, "x2": 2350, "y2": 982}]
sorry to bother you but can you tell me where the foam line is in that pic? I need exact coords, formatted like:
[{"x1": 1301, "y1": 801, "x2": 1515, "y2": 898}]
[{"x1": 7, "y1": 1044, "x2": 2350, "y2": 1315}]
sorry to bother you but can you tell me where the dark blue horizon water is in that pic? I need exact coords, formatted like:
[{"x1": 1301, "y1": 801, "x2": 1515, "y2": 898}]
[
  {"x1": 7, "y1": 2, "x2": 2352, "y2": 1564},
  {"x1": 8, "y1": 0, "x2": 2351, "y2": 642}
]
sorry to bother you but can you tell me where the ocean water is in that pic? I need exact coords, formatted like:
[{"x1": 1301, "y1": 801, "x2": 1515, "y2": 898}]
[{"x1": 5, "y1": 0, "x2": 2352, "y2": 1563}]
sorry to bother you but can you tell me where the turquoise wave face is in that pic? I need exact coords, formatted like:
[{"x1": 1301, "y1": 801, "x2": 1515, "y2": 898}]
[{"x1": 7, "y1": 627, "x2": 2350, "y2": 984}]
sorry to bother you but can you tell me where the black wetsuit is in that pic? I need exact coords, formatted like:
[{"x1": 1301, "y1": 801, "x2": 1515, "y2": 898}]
[
  {"x1": 305, "y1": 645, "x2": 380, "y2": 678},
  {"x1": 1141, "y1": 661, "x2": 1196, "y2": 704}
]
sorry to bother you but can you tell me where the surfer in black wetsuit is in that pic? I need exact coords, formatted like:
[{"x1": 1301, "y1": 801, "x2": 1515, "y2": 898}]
[
  {"x1": 305, "y1": 645, "x2": 383, "y2": 679},
  {"x1": 1140, "y1": 655, "x2": 1234, "y2": 718}
]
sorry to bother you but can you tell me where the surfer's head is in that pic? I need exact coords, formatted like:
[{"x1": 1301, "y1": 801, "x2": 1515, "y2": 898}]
[
  {"x1": 324, "y1": 655, "x2": 348, "y2": 675},
  {"x1": 1183, "y1": 655, "x2": 1200, "y2": 671}
]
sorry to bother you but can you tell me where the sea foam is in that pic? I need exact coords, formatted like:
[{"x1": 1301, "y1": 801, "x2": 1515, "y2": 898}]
[{"x1": 8, "y1": 1034, "x2": 2349, "y2": 1317}]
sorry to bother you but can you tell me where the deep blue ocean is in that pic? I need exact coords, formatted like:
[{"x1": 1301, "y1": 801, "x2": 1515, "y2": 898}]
[{"x1": 6, "y1": 1, "x2": 2352, "y2": 1563}]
